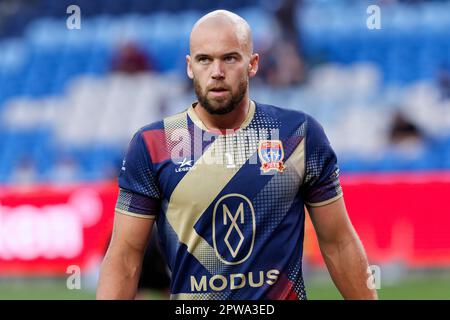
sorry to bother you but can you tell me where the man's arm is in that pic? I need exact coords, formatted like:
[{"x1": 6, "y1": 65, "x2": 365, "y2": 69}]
[
  {"x1": 96, "y1": 211, "x2": 154, "y2": 299},
  {"x1": 307, "y1": 197, "x2": 378, "y2": 300}
]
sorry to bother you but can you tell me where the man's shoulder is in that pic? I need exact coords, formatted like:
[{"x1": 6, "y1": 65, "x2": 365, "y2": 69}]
[{"x1": 136, "y1": 109, "x2": 188, "y2": 135}]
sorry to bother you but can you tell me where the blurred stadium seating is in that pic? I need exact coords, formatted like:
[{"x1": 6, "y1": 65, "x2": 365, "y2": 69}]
[
  {"x1": 1, "y1": 0, "x2": 450, "y2": 299},
  {"x1": 0, "y1": 1, "x2": 449, "y2": 183}
]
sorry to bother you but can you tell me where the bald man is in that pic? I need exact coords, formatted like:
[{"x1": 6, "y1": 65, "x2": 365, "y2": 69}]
[{"x1": 97, "y1": 10, "x2": 377, "y2": 300}]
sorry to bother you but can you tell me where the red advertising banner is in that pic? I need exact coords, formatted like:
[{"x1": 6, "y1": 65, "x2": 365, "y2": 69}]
[
  {"x1": 1, "y1": 172, "x2": 450, "y2": 276},
  {"x1": 305, "y1": 172, "x2": 450, "y2": 267},
  {"x1": 0, "y1": 182, "x2": 117, "y2": 275}
]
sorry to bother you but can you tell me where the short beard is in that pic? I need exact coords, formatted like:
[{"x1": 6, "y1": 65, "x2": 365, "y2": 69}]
[{"x1": 194, "y1": 78, "x2": 247, "y2": 115}]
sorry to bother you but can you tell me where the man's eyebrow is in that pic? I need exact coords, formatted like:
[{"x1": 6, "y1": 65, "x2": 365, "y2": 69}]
[
  {"x1": 194, "y1": 52, "x2": 242, "y2": 60},
  {"x1": 222, "y1": 52, "x2": 241, "y2": 58},
  {"x1": 194, "y1": 53, "x2": 211, "y2": 60}
]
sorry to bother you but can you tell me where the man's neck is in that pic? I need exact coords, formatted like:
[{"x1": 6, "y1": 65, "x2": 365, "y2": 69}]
[{"x1": 194, "y1": 97, "x2": 250, "y2": 132}]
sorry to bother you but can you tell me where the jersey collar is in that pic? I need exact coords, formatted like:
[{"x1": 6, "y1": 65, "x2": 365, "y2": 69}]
[{"x1": 187, "y1": 100, "x2": 256, "y2": 134}]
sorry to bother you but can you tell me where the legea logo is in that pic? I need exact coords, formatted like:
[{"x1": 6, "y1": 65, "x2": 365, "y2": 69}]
[
  {"x1": 175, "y1": 157, "x2": 195, "y2": 173},
  {"x1": 212, "y1": 194, "x2": 255, "y2": 265}
]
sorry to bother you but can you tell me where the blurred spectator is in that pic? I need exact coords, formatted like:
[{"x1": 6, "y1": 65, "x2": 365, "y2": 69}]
[
  {"x1": 258, "y1": 0, "x2": 306, "y2": 87},
  {"x1": 111, "y1": 42, "x2": 154, "y2": 74},
  {"x1": 49, "y1": 154, "x2": 79, "y2": 183},
  {"x1": 388, "y1": 111, "x2": 426, "y2": 157},
  {"x1": 258, "y1": 40, "x2": 305, "y2": 87},
  {"x1": 438, "y1": 65, "x2": 450, "y2": 100},
  {"x1": 389, "y1": 111, "x2": 423, "y2": 144},
  {"x1": 10, "y1": 155, "x2": 37, "y2": 185},
  {"x1": 273, "y1": 0, "x2": 302, "y2": 45}
]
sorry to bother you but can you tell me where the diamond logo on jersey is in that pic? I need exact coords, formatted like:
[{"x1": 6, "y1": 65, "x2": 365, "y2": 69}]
[
  {"x1": 223, "y1": 203, "x2": 244, "y2": 258},
  {"x1": 212, "y1": 194, "x2": 255, "y2": 265},
  {"x1": 258, "y1": 140, "x2": 285, "y2": 173}
]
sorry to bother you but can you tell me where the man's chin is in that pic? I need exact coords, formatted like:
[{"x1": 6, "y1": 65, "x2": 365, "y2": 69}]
[
  {"x1": 202, "y1": 100, "x2": 235, "y2": 115},
  {"x1": 207, "y1": 92, "x2": 230, "y2": 103}
]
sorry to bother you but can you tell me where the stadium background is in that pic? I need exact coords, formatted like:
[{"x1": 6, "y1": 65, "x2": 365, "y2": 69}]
[{"x1": 1, "y1": 0, "x2": 450, "y2": 299}]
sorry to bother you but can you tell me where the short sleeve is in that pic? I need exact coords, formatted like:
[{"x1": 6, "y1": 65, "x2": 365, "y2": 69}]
[
  {"x1": 302, "y1": 115, "x2": 343, "y2": 207},
  {"x1": 115, "y1": 130, "x2": 161, "y2": 219}
]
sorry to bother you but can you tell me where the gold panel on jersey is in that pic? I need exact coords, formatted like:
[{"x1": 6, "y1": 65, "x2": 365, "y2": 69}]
[
  {"x1": 164, "y1": 102, "x2": 258, "y2": 274},
  {"x1": 286, "y1": 138, "x2": 305, "y2": 180}
]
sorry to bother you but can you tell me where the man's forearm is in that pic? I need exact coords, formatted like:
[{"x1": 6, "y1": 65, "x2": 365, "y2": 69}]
[
  {"x1": 96, "y1": 252, "x2": 142, "y2": 300},
  {"x1": 320, "y1": 235, "x2": 378, "y2": 300}
]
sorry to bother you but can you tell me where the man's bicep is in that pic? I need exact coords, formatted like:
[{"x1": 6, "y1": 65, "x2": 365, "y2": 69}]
[
  {"x1": 306, "y1": 197, "x2": 355, "y2": 245},
  {"x1": 109, "y1": 211, "x2": 154, "y2": 254},
  {"x1": 112, "y1": 187, "x2": 161, "y2": 254}
]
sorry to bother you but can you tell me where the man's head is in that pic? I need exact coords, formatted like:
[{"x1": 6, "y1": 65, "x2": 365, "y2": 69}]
[{"x1": 186, "y1": 10, "x2": 259, "y2": 115}]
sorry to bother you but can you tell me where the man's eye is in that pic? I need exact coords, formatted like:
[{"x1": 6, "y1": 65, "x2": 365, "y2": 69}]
[
  {"x1": 224, "y1": 56, "x2": 236, "y2": 63},
  {"x1": 198, "y1": 57, "x2": 210, "y2": 64}
]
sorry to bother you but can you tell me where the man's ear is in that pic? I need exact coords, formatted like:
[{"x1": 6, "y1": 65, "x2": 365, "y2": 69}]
[
  {"x1": 248, "y1": 53, "x2": 259, "y2": 78},
  {"x1": 186, "y1": 55, "x2": 194, "y2": 79}
]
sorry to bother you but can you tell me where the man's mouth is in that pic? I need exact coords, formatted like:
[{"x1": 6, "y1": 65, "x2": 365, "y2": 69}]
[
  {"x1": 208, "y1": 87, "x2": 229, "y2": 98},
  {"x1": 209, "y1": 87, "x2": 228, "y2": 92}
]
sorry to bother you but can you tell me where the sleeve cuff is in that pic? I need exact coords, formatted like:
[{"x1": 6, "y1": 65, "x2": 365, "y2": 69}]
[
  {"x1": 305, "y1": 192, "x2": 343, "y2": 208},
  {"x1": 115, "y1": 208, "x2": 157, "y2": 220}
]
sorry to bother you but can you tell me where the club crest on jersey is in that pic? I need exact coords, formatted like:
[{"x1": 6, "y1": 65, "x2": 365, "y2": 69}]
[{"x1": 258, "y1": 140, "x2": 285, "y2": 173}]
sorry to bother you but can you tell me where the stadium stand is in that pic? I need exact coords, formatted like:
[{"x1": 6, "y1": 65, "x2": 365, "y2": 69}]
[{"x1": 0, "y1": 0, "x2": 449, "y2": 183}]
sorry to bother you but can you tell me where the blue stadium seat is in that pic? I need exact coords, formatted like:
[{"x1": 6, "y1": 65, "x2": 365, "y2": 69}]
[{"x1": 1, "y1": 2, "x2": 450, "y2": 183}]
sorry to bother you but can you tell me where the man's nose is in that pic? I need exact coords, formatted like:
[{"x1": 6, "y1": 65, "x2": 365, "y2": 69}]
[{"x1": 211, "y1": 61, "x2": 225, "y2": 79}]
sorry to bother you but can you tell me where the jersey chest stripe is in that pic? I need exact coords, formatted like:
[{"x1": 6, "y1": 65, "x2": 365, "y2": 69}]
[
  {"x1": 164, "y1": 134, "x2": 259, "y2": 274},
  {"x1": 286, "y1": 138, "x2": 305, "y2": 181}
]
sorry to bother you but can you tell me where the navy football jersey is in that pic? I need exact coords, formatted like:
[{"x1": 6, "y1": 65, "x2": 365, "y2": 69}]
[{"x1": 116, "y1": 101, "x2": 343, "y2": 299}]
